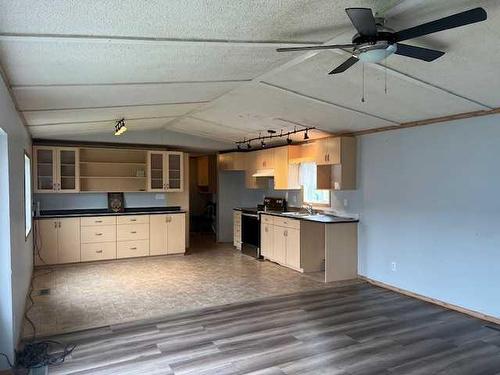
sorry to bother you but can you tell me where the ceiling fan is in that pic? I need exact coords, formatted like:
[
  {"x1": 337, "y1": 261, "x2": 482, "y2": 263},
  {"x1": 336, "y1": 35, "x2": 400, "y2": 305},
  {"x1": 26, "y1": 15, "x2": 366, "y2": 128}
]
[{"x1": 277, "y1": 7, "x2": 487, "y2": 74}]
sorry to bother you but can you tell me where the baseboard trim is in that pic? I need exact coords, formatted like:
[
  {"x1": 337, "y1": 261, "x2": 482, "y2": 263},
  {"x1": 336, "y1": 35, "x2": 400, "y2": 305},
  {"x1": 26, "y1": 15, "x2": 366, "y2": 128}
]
[{"x1": 359, "y1": 276, "x2": 500, "y2": 325}]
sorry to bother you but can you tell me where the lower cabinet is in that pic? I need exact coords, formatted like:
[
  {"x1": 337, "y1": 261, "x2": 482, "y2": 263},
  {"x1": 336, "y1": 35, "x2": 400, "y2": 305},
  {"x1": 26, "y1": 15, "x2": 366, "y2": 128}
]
[
  {"x1": 149, "y1": 213, "x2": 186, "y2": 255},
  {"x1": 35, "y1": 218, "x2": 81, "y2": 266},
  {"x1": 261, "y1": 215, "x2": 302, "y2": 271},
  {"x1": 35, "y1": 212, "x2": 186, "y2": 266}
]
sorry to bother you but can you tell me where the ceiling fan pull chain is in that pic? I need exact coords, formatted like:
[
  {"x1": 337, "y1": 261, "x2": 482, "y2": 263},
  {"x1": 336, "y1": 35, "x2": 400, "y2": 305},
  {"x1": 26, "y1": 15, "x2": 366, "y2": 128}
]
[
  {"x1": 361, "y1": 63, "x2": 365, "y2": 103},
  {"x1": 384, "y1": 54, "x2": 388, "y2": 95}
]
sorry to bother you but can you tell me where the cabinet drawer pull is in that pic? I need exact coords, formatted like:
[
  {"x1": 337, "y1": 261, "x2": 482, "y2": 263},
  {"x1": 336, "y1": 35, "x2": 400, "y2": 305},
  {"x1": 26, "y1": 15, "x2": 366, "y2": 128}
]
[
  {"x1": 96, "y1": 250, "x2": 103, "y2": 254},
  {"x1": 95, "y1": 220, "x2": 102, "y2": 223},
  {"x1": 130, "y1": 219, "x2": 137, "y2": 222},
  {"x1": 130, "y1": 247, "x2": 137, "y2": 250},
  {"x1": 95, "y1": 233, "x2": 103, "y2": 236},
  {"x1": 130, "y1": 231, "x2": 137, "y2": 234}
]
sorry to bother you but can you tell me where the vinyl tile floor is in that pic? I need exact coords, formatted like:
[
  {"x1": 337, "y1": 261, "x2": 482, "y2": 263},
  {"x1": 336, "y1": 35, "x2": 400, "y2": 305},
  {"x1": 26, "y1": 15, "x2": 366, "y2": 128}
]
[
  {"x1": 45, "y1": 282, "x2": 500, "y2": 375},
  {"x1": 27, "y1": 236, "x2": 345, "y2": 338}
]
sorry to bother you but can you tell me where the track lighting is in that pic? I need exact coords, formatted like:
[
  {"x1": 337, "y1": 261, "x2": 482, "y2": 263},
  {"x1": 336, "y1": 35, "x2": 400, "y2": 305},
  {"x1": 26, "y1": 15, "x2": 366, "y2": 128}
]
[
  {"x1": 235, "y1": 126, "x2": 315, "y2": 150},
  {"x1": 114, "y1": 118, "x2": 127, "y2": 136}
]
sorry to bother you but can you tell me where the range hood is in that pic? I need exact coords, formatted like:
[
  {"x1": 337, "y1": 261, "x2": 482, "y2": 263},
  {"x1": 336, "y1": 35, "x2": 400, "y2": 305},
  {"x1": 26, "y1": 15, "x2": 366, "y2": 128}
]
[{"x1": 252, "y1": 169, "x2": 275, "y2": 178}]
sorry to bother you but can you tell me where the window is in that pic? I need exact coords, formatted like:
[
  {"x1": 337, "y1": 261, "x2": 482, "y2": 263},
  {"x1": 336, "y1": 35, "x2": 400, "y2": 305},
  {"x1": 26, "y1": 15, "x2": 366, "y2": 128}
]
[
  {"x1": 300, "y1": 162, "x2": 330, "y2": 206},
  {"x1": 24, "y1": 152, "x2": 32, "y2": 238}
]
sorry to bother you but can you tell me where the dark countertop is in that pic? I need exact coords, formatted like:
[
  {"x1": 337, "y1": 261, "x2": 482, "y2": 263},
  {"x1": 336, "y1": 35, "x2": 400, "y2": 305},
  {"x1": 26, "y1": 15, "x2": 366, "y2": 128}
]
[
  {"x1": 234, "y1": 207, "x2": 358, "y2": 224},
  {"x1": 35, "y1": 206, "x2": 186, "y2": 219}
]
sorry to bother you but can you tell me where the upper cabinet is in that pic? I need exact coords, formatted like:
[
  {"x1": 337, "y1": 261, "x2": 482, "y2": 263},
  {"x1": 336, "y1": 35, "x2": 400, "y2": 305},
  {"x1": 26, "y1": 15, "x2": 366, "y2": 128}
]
[
  {"x1": 255, "y1": 149, "x2": 274, "y2": 170},
  {"x1": 315, "y1": 137, "x2": 342, "y2": 165},
  {"x1": 316, "y1": 137, "x2": 357, "y2": 190},
  {"x1": 34, "y1": 146, "x2": 80, "y2": 193},
  {"x1": 218, "y1": 152, "x2": 245, "y2": 171},
  {"x1": 273, "y1": 146, "x2": 301, "y2": 190},
  {"x1": 147, "y1": 151, "x2": 184, "y2": 192}
]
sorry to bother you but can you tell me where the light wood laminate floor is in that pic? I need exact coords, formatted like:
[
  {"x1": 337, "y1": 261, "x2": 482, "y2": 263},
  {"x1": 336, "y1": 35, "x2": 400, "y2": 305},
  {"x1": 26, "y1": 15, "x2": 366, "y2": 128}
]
[{"x1": 45, "y1": 282, "x2": 500, "y2": 375}]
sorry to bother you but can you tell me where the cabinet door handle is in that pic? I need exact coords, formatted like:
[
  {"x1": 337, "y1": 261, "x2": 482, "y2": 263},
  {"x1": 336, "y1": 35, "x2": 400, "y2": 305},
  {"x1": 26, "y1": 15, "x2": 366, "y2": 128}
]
[
  {"x1": 58, "y1": 221, "x2": 61, "y2": 228},
  {"x1": 95, "y1": 233, "x2": 103, "y2": 236},
  {"x1": 54, "y1": 221, "x2": 57, "y2": 228},
  {"x1": 96, "y1": 250, "x2": 103, "y2": 254},
  {"x1": 284, "y1": 230, "x2": 288, "y2": 237}
]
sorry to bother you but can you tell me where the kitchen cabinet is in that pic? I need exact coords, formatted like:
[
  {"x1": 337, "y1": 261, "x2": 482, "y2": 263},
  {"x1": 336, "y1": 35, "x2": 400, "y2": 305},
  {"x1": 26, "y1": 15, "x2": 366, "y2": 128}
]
[
  {"x1": 260, "y1": 222, "x2": 274, "y2": 259},
  {"x1": 316, "y1": 137, "x2": 357, "y2": 190},
  {"x1": 233, "y1": 210, "x2": 242, "y2": 250},
  {"x1": 261, "y1": 214, "x2": 301, "y2": 271},
  {"x1": 244, "y1": 152, "x2": 267, "y2": 189},
  {"x1": 218, "y1": 152, "x2": 245, "y2": 171},
  {"x1": 315, "y1": 137, "x2": 340, "y2": 166},
  {"x1": 147, "y1": 151, "x2": 184, "y2": 192},
  {"x1": 255, "y1": 149, "x2": 274, "y2": 170},
  {"x1": 149, "y1": 213, "x2": 186, "y2": 255},
  {"x1": 197, "y1": 156, "x2": 209, "y2": 186},
  {"x1": 35, "y1": 218, "x2": 81, "y2": 265},
  {"x1": 34, "y1": 146, "x2": 80, "y2": 193},
  {"x1": 273, "y1": 146, "x2": 300, "y2": 190},
  {"x1": 196, "y1": 155, "x2": 217, "y2": 193}
]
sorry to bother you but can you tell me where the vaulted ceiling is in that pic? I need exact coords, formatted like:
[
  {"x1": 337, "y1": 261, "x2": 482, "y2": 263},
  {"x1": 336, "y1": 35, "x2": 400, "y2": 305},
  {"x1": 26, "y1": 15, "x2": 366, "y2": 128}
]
[{"x1": 0, "y1": 0, "x2": 498, "y2": 150}]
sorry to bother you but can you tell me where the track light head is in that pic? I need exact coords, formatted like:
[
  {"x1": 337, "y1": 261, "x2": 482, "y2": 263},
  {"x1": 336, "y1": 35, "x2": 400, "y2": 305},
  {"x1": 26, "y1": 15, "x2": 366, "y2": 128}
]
[
  {"x1": 237, "y1": 144, "x2": 241, "y2": 150},
  {"x1": 114, "y1": 118, "x2": 127, "y2": 136},
  {"x1": 286, "y1": 137, "x2": 292, "y2": 145},
  {"x1": 247, "y1": 142, "x2": 251, "y2": 149},
  {"x1": 261, "y1": 139, "x2": 266, "y2": 148},
  {"x1": 304, "y1": 130, "x2": 309, "y2": 140}
]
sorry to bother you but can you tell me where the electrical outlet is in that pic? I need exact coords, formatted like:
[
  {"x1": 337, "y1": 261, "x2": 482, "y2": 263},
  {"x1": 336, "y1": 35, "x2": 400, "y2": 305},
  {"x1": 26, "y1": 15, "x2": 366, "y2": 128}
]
[
  {"x1": 343, "y1": 199, "x2": 348, "y2": 207},
  {"x1": 155, "y1": 194, "x2": 165, "y2": 200},
  {"x1": 391, "y1": 262, "x2": 397, "y2": 272}
]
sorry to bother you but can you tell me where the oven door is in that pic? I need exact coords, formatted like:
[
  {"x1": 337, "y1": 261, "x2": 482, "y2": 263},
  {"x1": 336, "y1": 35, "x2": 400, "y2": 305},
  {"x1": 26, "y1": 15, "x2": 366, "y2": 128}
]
[{"x1": 241, "y1": 213, "x2": 261, "y2": 258}]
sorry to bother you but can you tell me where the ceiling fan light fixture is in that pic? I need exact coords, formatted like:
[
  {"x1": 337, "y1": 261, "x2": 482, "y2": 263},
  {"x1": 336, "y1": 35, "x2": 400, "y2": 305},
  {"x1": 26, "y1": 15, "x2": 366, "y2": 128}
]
[{"x1": 357, "y1": 43, "x2": 397, "y2": 63}]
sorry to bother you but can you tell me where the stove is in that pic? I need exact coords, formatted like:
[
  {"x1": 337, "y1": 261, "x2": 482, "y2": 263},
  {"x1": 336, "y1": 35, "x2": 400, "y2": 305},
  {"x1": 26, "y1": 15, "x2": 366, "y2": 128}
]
[{"x1": 241, "y1": 197, "x2": 287, "y2": 259}]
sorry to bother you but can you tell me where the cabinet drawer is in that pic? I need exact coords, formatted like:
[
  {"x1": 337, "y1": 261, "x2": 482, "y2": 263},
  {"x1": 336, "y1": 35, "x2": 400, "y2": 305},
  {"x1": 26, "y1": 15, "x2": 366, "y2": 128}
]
[
  {"x1": 117, "y1": 240, "x2": 149, "y2": 259},
  {"x1": 117, "y1": 215, "x2": 149, "y2": 225},
  {"x1": 117, "y1": 223, "x2": 149, "y2": 241},
  {"x1": 81, "y1": 242, "x2": 116, "y2": 262},
  {"x1": 81, "y1": 225, "x2": 116, "y2": 243},
  {"x1": 273, "y1": 217, "x2": 301, "y2": 230},
  {"x1": 261, "y1": 215, "x2": 274, "y2": 225},
  {"x1": 81, "y1": 216, "x2": 116, "y2": 226}
]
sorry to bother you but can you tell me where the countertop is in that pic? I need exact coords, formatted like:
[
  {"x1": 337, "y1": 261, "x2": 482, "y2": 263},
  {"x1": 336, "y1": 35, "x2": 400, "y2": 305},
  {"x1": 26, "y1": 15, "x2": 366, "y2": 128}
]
[
  {"x1": 234, "y1": 207, "x2": 358, "y2": 224},
  {"x1": 35, "y1": 206, "x2": 186, "y2": 219}
]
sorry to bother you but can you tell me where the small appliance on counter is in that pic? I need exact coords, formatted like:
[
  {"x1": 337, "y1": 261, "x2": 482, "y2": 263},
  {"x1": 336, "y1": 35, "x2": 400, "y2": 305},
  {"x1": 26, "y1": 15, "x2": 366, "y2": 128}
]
[
  {"x1": 241, "y1": 197, "x2": 287, "y2": 259},
  {"x1": 108, "y1": 192, "x2": 125, "y2": 212}
]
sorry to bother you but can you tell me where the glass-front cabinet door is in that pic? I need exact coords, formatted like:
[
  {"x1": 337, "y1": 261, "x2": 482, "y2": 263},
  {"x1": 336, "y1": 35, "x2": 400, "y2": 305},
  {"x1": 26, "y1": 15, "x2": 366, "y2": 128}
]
[
  {"x1": 34, "y1": 147, "x2": 57, "y2": 192},
  {"x1": 166, "y1": 152, "x2": 183, "y2": 192},
  {"x1": 147, "y1": 151, "x2": 167, "y2": 191},
  {"x1": 57, "y1": 148, "x2": 80, "y2": 193}
]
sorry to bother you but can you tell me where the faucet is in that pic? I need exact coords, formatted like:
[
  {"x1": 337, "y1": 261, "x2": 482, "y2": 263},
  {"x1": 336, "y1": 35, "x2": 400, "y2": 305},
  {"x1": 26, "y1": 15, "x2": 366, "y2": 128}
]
[{"x1": 304, "y1": 203, "x2": 314, "y2": 215}]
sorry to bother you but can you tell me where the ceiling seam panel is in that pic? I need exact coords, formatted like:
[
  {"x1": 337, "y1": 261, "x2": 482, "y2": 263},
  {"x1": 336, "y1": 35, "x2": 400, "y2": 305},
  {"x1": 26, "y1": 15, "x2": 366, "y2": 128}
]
[
  {"x1": 11, "y1": 79, "x2": 252, "y2": 88},
  {"x1": 26, "y1": 115, "x2": 180, "y2": 127},
  {"x1": 0, "y1": 33, "x2": 323, "y2": 47},
  {"x1": 259, "y1": 81, "x2": 400, "y2": 125},
  {"x1": 187, "y1": 115, "x2": 261, "y2": 134},
  {"x1": 20, "y1": 101, "x2": 212, "y2": 113}
]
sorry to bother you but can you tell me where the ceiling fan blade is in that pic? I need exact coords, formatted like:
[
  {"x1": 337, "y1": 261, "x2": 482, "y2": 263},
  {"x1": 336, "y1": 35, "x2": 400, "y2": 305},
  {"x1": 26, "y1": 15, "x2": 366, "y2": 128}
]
[
  {"x1": 328, "y1": 56, "x2": 359, "y2": 74},
  {"x1": 276, "y1": 44, "x2": 355, "y2": 52},
  {"x1": 345, "y1": 8, "x2": 378, "y2": 37},
  {"x1": 395, "y1": 43, "x2": 445, "y2": 62},
  {"x1": 395, "y1": 7, "x2": 487, "y2": 42}
]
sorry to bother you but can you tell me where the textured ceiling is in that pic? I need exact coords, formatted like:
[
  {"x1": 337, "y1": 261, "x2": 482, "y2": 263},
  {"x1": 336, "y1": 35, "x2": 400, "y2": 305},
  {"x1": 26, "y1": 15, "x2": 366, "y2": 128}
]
[{"x1": 0, "y1": 0, "x2": 497, "y2": 150}]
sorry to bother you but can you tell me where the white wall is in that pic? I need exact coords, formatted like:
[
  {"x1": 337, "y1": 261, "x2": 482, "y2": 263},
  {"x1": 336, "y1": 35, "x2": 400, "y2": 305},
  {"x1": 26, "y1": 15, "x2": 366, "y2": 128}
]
[
  {"x1": 332, "y1": 115, "x2": 500, "y2": 319},
  {"x1": 0, "y1": 76, "x2": 32, "y2": 370}
]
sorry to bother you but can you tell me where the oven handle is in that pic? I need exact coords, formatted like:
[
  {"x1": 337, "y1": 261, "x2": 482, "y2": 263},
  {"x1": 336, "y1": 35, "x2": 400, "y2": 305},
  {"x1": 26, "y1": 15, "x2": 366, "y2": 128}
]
[{"x1": 242, "y1": 213, "x2": 259, "y2": 218}]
